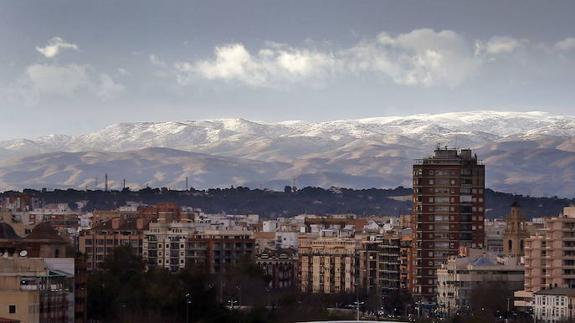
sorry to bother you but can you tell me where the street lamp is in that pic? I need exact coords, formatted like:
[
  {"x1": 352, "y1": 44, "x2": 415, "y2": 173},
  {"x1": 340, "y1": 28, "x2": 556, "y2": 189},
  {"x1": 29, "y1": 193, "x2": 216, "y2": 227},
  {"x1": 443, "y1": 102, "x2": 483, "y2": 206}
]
[
  {"x1": 227, "y1": 299, "x2": 238, "y2": 310},
  {"x1": 353, "y1": 299, "x2": 365, "y2": 321},
  {"x1": 185, "y1": 292, "x2": 192, "y2": 323}
]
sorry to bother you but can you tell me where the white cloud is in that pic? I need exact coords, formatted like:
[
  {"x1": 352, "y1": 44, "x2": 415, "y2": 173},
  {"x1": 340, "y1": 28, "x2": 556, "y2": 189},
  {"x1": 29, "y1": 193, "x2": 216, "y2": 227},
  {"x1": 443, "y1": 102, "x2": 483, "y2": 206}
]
[
  {"x1": 96, "y1": 74, "x2": 125, "y2": 100},
  {"x1": 343, "y1": 29, "x2": 477, "y2": 87},
  {"x1": 19, "y1": 64, "x2": 124, "y2": 100},
  {"x1": 175, "y1": 43, "x2": 335, "y2": 87},
  {"x1": 476, "y1": 36, "x2": 525, "y2": 55},
  {"x1": 149, "y1": 54, "x2": 167, "y2": 67},
  {"x1": 26, "y1": 64, "x2": 90, "y2": 96},
  {"x1": 555, "y1": 37, "x2": 575, "y2": 51},
  {"x1": 36, "y1": 37, "x2": 79, "y2": 58},
  {"x1": 176, "y1": 29, "x2": 478, "y2": 88}
]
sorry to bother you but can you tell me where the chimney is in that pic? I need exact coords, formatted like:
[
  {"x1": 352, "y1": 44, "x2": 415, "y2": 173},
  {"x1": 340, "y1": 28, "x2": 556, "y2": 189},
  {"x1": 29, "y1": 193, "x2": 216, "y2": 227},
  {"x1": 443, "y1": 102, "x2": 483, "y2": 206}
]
[
  {"x1": 111, "y1": 217, "x2": 121, "y2": 230},
  {"x1": 136, "y1": 218, "x2": 145, "y2": 230}
]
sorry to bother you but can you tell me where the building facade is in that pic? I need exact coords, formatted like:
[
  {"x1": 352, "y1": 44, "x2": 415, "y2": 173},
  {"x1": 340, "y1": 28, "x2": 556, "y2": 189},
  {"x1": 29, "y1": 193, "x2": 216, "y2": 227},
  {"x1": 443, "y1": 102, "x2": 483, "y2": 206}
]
[
  {"x1": 409, "y1": 147, "x2": 486, "y2": 300},
  {"x1": 143, "y1": 218, "x2": 255, "y2": 274},
  {"x1": 79, "y1": 217, "x2": 149, "y2": 271},
  {"x1": 436, "y1": 248, "x2": 524, "y2": 315},
  {"x1": 524, "y1": 206, "x2": 575, "y2": 293},
  {"x1": 298, "y1": 235, "x2": 359, "y2": 293},
  {"x1": 533, "y1": 288, "x2": 575, "y2": 322},
  {"x1": 255, "y1": 248, "x2": 298, "y2": 289},
  {"x1": 0, "y1": 257, "x2": 75, "y2": 323}
]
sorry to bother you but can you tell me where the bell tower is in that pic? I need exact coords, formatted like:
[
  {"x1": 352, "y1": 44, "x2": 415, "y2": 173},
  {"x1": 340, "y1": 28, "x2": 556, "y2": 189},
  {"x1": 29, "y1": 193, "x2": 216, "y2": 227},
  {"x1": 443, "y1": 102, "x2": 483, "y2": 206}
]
[{"x1": 503, "y1": 201, "x2": 529, "y2": 257}]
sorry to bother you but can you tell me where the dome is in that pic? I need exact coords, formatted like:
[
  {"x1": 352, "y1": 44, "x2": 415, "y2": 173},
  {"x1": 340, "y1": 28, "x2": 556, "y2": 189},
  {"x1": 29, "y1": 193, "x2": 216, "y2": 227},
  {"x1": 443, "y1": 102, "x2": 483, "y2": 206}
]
[{"x1": 0, "y1": 222, "x2": 21, "y2": 240}]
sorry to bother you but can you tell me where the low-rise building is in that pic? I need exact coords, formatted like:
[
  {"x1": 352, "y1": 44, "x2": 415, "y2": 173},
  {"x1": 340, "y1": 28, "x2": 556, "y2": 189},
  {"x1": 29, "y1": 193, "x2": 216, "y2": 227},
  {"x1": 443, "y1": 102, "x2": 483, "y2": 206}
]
[
  {"x1": 298, "y1": 234, "x2": 359, "y2": 293},
  {"x1": 0, "y1": 257, "x2": 75, "y2": 323},
  {"x1": 143, "y1": 217, "x2": 255, "y2": 273},
  {"x1": 255, "y1": 248, "x2": 298, "y2": 289},
  {"x1": 79, "y1": 216, "x2": 151, "y2": 271},
  {"x1": 533, "y1": 288, "x2": 575, "y2": 322},
  {"x1": 437, "y1": 248, "x2": 524, "y2": 315}
]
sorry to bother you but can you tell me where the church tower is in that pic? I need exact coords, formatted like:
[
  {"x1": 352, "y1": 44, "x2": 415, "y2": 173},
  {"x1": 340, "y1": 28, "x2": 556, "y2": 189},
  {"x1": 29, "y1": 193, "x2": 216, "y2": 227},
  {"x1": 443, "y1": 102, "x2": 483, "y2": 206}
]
[{"x1": 503, "y1": 201, "x2": 529, "y2": 257}]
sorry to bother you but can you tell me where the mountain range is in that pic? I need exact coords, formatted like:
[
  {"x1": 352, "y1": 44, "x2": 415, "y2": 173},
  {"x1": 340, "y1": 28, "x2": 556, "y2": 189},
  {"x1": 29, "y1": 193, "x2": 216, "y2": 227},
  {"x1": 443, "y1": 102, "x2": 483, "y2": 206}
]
[{"x1": 1, "y1": 110, "x2": 574, "y2": 197}]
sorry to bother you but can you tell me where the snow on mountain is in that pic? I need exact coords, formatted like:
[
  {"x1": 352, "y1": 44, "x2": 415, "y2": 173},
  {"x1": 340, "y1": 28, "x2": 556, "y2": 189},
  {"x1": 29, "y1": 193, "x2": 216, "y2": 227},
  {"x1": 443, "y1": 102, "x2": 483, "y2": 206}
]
[{"x1": 0, "y1": 110, "x2": 574, "y2": 196}]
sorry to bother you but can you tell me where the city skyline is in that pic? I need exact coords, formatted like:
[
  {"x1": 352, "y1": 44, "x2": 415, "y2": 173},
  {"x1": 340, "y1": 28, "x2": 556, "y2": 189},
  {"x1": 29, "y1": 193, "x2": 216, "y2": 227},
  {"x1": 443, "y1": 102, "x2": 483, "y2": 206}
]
[{"x1": 0, "y1": 0, "x2": 574, "y2": 138}]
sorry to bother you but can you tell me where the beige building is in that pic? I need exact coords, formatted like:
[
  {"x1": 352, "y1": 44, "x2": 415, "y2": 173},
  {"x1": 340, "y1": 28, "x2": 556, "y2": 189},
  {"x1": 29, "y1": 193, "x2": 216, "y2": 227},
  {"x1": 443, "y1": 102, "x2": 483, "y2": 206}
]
[
  {"x1": 524, "y1": 206, "x2": 575, "y2": 292},
  {"x1": 515, "y1": 206, "x2": 575, "y2": 312},
  {"x1": 0, "y1": 257, "x2": 74, "y2": 323},
  {"x1": 437, "y1": 248, "x2": 524, "y2": 315},
  {"x1": 298, "y1": 235, "x2": 359, "y2": 293}
]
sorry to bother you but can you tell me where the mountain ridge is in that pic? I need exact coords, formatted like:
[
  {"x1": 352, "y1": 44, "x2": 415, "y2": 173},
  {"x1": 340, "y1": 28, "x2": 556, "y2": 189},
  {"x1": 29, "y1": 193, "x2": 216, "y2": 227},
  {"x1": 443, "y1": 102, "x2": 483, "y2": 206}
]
[{"x1": 0, "y1": 110, "x2": 574, "y2": 196}]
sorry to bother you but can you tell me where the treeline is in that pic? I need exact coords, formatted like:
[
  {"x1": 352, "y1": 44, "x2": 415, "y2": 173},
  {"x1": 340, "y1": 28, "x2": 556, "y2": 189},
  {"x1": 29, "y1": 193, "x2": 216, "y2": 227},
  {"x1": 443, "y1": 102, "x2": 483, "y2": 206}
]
[
  {"x1": 2, "y1": 186, "x2": 573, "y2": 218},
  {"x1": 88, "y1": 247, "x2": 535, "y2": 323},
  {"x1": 87, "y1": 246, "x2": 355, "y2": 323}
]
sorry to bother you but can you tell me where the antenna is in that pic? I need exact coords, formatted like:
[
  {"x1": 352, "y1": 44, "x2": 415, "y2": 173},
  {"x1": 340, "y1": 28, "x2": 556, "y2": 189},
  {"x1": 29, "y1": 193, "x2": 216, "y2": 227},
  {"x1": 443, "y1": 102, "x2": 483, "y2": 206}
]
[
  {"x1": 105, "y1": 173, "x2": 109, "y2": 192},
  {"x1": 123, "y1": 179, "x2": 126, "y2": 190},
  {"x1": 185, "y1": 176, "x2": 189, "y2": 191}
]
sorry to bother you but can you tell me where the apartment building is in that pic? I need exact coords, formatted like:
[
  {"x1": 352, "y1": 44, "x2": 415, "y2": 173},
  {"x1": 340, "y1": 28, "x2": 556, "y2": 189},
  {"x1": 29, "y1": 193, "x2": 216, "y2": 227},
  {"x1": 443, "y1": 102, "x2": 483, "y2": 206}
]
[
  {"x1": 0, "y1": 257, "x2": 75, "y2": 323},
  {"x1": 409, "y1": 147, "x2": 485, "y2": 301},
  {"x1": 524, "y1": 206, "x2": 575, "y2": 292},
  {"x1": 436, "y1": 248, "x2": 524, "y2": 315},
  {"x1": 143, "y1": 216, "x2": 255, "y2": 273},
  {"x1": 298, "y1": 235, "x2": 359, "y2": 293},
  {"x1": 78, "y1": 216, "x2": 150, "y2": 271},
  {"x1": 533, "y1": 288, "x2": 575, "y2": 322},
  {"x1": 255, "y1": 248, "x2": 298, "y2": 289}
]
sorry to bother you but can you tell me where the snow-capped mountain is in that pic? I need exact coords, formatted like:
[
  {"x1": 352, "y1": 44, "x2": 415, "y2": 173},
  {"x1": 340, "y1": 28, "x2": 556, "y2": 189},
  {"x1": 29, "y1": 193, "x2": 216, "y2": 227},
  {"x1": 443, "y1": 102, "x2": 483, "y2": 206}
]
[{"x1": 0, "y1": 110, "x2": 574, "y2": 196}]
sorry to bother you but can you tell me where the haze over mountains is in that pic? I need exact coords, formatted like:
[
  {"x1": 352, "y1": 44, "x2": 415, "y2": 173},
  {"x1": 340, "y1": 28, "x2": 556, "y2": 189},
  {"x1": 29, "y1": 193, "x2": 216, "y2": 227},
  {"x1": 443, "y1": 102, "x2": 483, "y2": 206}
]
[{"x1": 1, "y1": 111, "x2": 574, "y2": 197}]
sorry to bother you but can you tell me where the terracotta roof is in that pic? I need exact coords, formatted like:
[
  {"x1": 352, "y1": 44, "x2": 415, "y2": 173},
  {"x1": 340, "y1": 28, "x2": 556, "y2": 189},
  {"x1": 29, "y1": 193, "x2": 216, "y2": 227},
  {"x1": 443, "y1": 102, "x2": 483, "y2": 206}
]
[
  {"x1": 0, "y1": 223, "x2": 20, "y2": 240},
  {"x1": 24, "y1": 222, "x2": 66, "y2": 242}
]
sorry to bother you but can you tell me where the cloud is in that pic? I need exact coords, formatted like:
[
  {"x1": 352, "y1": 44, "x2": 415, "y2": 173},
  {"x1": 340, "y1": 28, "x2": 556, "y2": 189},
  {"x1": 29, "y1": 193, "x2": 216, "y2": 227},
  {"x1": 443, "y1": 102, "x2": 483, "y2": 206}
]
[
  {"x1": 175, "y1": 43, "x2": 335, "y2": 87},
  {"x1": 15, "y1": 64, "x2": 124, "y2": 100},
  {"x1": 96, "y1": 74, "x2": 125, "y2": 100},
  {"x1": 36, "y1": 37, "x2": 79, "y2": 58},
  {"x1": 26, "y1": 64, "x2": 90, "y2": 96},
  {"x1": 555, "y1": 37, "x2": 575, "y2": 51},
  {"x1": 475, "y1": 36, "x2": 525, "y2": 55},
  {"x1": 175, "y1": 29, "x2": 478, "y2": 88},
  {"x1": 343, "y1": 29, "x2": 477, "y2": 87}
]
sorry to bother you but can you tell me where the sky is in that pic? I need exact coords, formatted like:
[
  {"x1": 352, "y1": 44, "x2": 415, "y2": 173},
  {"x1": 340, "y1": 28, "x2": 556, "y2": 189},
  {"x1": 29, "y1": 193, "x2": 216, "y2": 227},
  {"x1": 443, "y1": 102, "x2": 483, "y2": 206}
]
[{"x1": 0, "y1": 0, "x2": 574, "y2": 139}]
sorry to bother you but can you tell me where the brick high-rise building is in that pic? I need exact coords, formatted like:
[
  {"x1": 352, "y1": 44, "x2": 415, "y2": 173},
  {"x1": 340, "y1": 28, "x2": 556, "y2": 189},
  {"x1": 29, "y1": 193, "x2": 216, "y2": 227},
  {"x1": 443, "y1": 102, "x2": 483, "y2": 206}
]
[{"x1": 409, "y1": 147, "x2": 485, "y2": 301}]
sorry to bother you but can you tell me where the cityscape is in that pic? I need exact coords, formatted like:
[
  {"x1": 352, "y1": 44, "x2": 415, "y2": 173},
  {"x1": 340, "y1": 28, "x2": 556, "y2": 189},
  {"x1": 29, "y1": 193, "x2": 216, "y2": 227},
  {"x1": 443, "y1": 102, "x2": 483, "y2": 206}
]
[
  {"x1": 0, "y1": 146, "x2": 574, "y2": 322},
  {"x1": 1, "y1": 1, "x2": 575, "y2": 322}
]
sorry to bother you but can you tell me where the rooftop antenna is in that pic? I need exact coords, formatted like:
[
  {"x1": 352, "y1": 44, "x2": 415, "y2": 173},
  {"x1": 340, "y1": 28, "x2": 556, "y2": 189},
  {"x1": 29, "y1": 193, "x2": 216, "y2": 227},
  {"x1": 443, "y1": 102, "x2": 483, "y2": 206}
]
[{"x1": 105, "y1": 173, "x2": 109, "y2": 192}]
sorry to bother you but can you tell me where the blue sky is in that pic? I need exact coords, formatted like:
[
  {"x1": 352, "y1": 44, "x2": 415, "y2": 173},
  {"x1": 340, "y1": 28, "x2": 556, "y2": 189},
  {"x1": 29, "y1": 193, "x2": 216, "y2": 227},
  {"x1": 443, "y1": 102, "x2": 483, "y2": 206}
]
[{"x1": 0, "y1": 0, "x2": 574, "y2": 138}]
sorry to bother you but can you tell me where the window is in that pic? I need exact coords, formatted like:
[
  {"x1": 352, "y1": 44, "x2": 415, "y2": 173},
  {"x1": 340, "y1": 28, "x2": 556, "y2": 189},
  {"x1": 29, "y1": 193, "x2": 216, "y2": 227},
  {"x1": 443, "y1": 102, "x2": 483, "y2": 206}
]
[{"x1": 9, "y1": 305, "x2": 16, "y2": 314}]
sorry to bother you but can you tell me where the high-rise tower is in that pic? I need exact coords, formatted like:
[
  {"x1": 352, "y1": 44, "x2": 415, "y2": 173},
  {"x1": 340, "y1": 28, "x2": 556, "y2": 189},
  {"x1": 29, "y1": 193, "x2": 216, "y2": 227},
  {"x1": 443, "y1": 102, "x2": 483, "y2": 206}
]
[{"x1": 409, "y1": 147, "x2": 485, "y2": 301}]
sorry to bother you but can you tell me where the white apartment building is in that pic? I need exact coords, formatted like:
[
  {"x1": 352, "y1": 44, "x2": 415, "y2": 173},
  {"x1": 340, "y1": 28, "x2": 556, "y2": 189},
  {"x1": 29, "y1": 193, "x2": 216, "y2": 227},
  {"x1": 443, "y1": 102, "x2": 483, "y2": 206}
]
[{"x1": 534, "y1": 288, "x2": 575, "y2": 322}]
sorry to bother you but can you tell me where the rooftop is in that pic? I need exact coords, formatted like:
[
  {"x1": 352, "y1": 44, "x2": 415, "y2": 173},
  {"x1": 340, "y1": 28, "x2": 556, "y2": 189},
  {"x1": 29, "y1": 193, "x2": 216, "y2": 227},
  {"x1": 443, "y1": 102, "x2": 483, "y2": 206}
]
[{"x1": 536, "y1": 288, "x2": 575, "y2": 297}]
